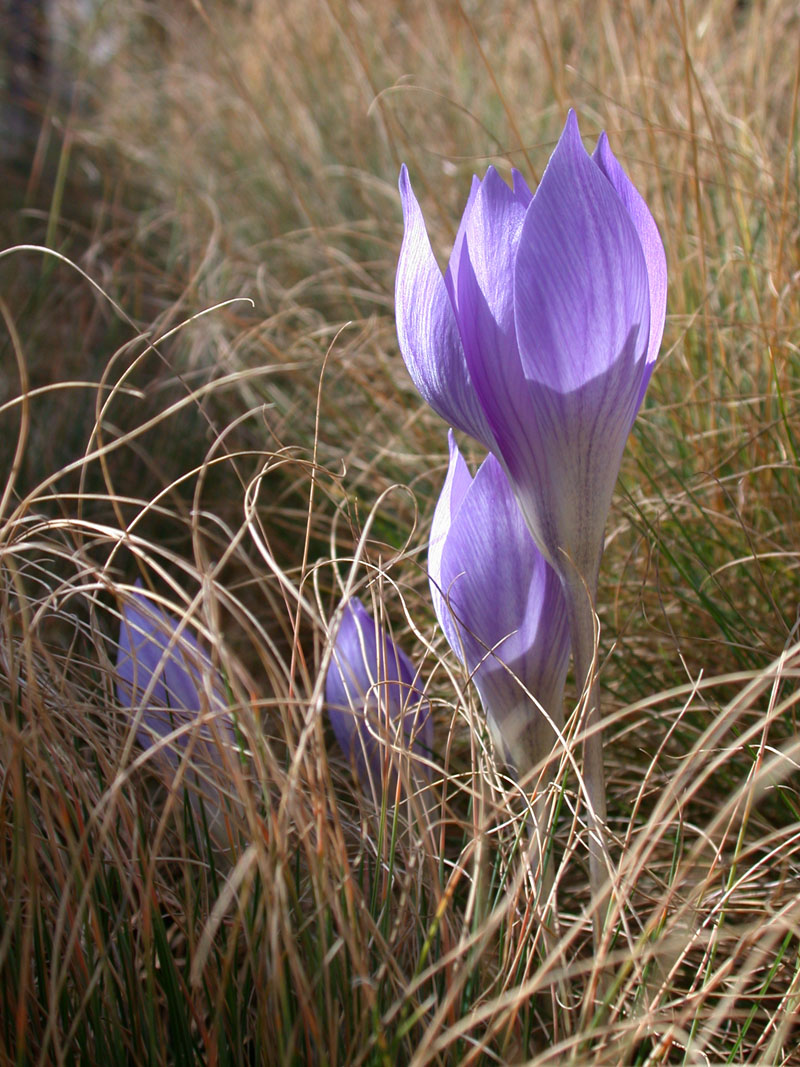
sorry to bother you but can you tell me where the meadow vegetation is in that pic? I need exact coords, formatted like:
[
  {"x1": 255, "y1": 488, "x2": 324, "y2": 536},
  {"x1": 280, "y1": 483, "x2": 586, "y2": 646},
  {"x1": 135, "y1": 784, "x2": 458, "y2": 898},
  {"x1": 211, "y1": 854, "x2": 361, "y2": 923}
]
[{"x1": 1, "y1": 0, "x2": 799, "y2": 1062}]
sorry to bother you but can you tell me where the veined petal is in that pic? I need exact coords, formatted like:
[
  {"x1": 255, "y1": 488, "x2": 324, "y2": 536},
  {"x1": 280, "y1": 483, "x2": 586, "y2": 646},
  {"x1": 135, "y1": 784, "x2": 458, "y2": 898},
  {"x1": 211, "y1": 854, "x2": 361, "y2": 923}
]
[
  {"x1": 502, "y1": 111, "x2": 651, "y2": 583},
  {"x1": 325, "y1": 598, "x2": 432, "y2": 790},
  {"x1": 428, "y1": 430, "x2": 472, "y2": 653},
  {"x1": 444, "y1": 174, "x2": 480, "y2": 305},
  {"x1": 498, "y1": 348, "x2": 645, "y2": 588},
  {"x1": 455, "y1": 170, "x2": 534, "y2": 472},
  {"x1": 117, "y1": 593, "x2": 171, "y2": 714},
  {"x1": 431, "y1": 442, "x2": 570, "y2": 770},
  {"x1": 514, "y1": 110, "x2": 650, "y2": 394},
  {"x1": 511, "y1": 167, "x2": 534, "y2": 208},
  {"x1": 461, "y1": 166, "x2": 529, "y2": 338},
  {"x1": 396, "y1": 166, "x2": 495, "y2": 449},
  {"x1": 592, "y1": 130, "x2": 667, "y2": 408}
]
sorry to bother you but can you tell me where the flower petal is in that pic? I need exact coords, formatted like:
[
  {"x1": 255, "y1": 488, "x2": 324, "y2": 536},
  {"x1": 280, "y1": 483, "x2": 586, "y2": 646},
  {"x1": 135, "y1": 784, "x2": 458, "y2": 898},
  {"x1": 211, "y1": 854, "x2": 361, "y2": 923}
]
[
  {"x1": 514, "y1": 110, "x2": 650, "y2": 393},
  {"x1": 117, "y1": 593, "x2": 171, "y2": 715},
  {"x1": 497, "y1": 352, "x2": 645, "y2": 587},
  {"x1": 325, "y1": 598, "x2": 432, "y2": 789},
  {"x1": 512, "y1": 167, "x2": 534, "y2": 208},
  {"x1": 504, "y1": 111, "x2": 651, "y2": 583},
  {"x1": 428, "y1": 429, "x2": 472, "y2": 652},
  {"x1": 116, "y1": 582, "x2": 231, "y2": 761},
  {"x1": 460, "y1": 166, "x2": 530, "y2": 337},
  {"x1": 592, "y1": 130, "x2": 667, "y2": 408},
  {"x1": 431, "y1": 442, "x2": 570, "y2": 770},
  {"x1": 444, "y1": 174, "x2": 480, "y2": 305},
  {"x1": 396, "y1": 165, "x2": 495, "y2": 449},
  {"x1": 454, "y1": 170, "x2": 534, "y2": 471}
]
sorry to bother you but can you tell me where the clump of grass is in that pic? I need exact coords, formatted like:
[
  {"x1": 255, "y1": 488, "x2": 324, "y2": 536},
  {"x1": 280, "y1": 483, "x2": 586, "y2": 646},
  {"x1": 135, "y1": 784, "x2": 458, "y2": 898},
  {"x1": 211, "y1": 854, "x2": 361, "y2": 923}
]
[{"x1": 1, "y1": 0, "x2": 799, "y2": 1062}]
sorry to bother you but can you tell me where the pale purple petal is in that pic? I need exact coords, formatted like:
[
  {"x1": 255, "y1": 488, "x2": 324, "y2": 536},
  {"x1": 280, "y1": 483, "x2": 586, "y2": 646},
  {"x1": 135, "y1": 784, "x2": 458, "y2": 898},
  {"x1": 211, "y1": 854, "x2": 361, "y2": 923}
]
[
  {"x1": 454, "y1": 170, "x2": 533, "y2": 471},
  {"x1": 396, "y1": 166, "x2": 495, "y2": 449},
  {"x1": 495, "y1": 354, "x2": 644, "y2": 587},
  {"x1": 511, "y1": 168, "x2": 534, "y2": 208},
  {"x1": 325, "y1": 598, "x2": 432, "y2": 790},
  {"x1": 460, "y1": 166, "x2": 529, "y2": 337},
  {"x1": 117, "y1": 594, "x2": 171, "y2": 716},
  {"x1": 444, "y1": 174, "x2": 480, "y2": 305},
  {"x1": 428, "y1": 429, "x2": 472, "y2": 652},
  {"x1": 430, "y1": 442, "x2": 570, "y2": 769},
  {"x1": 116, "y1": 582, "x2": 232, "y2": 763},
  {"x1": 592, "y1": 130, "x2": 667, "y2": 408},
  {"x1": 514, "y1": 110, "x2": 650, "y2": 393},
  {"x1": 505, "y1": 111, "x2": 651, "y2": 583}
]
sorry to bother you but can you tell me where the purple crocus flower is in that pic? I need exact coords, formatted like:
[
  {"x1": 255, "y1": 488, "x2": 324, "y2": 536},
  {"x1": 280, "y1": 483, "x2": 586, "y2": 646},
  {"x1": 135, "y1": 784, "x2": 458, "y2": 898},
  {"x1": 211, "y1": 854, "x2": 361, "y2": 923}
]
[
  {"x1": 396, "y1": 109, "x2": 667, "y2": 601},
  {"x1": 325, "y1": 598, "x2": 433, "y2": 795},
  {"x1": 429, "y1": 432, "x2": 570, "y2": 775},
  {"x1": 116, "y1": 581, "x2": 236, "y2": 768},
  {"x1": 397, "y1": 111, "x2": 665, "y2": 922}
]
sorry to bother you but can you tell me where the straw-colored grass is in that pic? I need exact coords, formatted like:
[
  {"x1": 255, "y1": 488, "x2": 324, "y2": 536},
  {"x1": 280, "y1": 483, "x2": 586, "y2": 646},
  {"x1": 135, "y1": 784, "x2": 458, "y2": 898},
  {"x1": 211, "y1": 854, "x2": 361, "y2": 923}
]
[{"x1": 1, "y1": 0, "x2": 799, "y2": 1062}]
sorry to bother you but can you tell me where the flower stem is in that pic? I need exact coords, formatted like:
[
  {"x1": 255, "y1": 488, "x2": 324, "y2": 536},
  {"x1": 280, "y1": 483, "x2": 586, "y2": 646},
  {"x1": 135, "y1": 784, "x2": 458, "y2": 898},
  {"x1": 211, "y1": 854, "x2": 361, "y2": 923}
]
[
  {"x1": 522, "y1": 747, "x2": 573, "y2": 1031},
  {"x1": 563, "y1": 571, "x2": 609, "y2": 968}
]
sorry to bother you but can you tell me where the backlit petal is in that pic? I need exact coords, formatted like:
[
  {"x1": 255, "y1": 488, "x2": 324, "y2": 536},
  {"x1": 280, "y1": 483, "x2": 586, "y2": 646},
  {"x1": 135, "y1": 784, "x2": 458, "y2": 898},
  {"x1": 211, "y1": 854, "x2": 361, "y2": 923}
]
[
  {"x1": 514, "y1": 110, "x2": 650, "y2": 393},
  {"x1": 396, "y1": 166, "x2": 495, "y2": 448},
  {"x1": 592, "y1": 130, "x2": 667, "y2": 408},
  {"x1": 430, "y1": 441, "x2": 570, "y2": 769},
  {"x1": 506, "y1": 111, "x2": 651, "y2": 582},
  {"x1": 428, "y1": 430, "x2": 472, "y2": 652}
]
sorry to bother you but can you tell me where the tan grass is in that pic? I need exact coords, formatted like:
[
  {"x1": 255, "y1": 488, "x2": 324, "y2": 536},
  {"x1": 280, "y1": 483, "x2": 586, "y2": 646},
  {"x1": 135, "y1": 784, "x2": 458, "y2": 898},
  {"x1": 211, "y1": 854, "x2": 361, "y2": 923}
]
[{"x1": 1, "y1": 0, "x2": 799, "y2": 1062}]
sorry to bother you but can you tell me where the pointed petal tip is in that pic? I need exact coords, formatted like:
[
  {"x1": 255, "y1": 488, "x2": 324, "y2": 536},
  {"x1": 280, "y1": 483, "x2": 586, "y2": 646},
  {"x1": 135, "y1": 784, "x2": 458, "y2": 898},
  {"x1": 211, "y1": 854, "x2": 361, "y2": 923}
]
[
  {"x1": 545, "y1": 109, "x2": 590, "y2": 174},
  {"x1": 397, "y1": 164, "x2": 417, "y2": 220},
  {"x1": 444, "y1": 432, "x2": 470, "y2": 496},
  {"x1": 448, "y1": 424, "x2": 460, "y2": 463},
  {"x1": 563, "y1": 108, "x2": 580, "y2": 139},
  {"x1": 587, "y1": 127, "x2": 668, "y2": 375},
  {"x1": 344, "y1": 595, "x2": 368, "y2": 622},
  {"x1": 511, "y1": 168, "x2": 533, "y2": 205},
  {"x1": 594, "y1": 129, "x2": 609, "y2": 158},
  {"x1": 478, "y1": 164, "x2": 512, "y2": 196}
]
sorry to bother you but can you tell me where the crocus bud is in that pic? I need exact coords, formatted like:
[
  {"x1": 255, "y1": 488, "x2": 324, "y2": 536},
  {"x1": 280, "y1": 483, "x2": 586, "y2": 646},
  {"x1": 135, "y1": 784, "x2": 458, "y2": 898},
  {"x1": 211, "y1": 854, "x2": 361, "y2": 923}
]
[
  {"x1": 116, "y1": 580, "x2": 236, "y2": 769},
  {"x1": 429, "y1": 432, "x2": 570, "y2": 775},
  {"x1": 325, "y1": 598, "x2": 432, "y2": 796}
]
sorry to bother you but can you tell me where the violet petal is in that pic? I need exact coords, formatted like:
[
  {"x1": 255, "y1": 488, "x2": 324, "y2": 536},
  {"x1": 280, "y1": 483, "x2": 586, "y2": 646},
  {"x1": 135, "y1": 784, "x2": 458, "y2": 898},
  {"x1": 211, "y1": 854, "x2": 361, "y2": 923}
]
[
  {"x1": 325, "y1": 598, "x2": 432, "y2": 790},
  {"x1": 396, "y1": 165, "x2": 496, "y2": 449},
  {"x1": 430, "y1": 439, "x2": 570, "y2": 769}
]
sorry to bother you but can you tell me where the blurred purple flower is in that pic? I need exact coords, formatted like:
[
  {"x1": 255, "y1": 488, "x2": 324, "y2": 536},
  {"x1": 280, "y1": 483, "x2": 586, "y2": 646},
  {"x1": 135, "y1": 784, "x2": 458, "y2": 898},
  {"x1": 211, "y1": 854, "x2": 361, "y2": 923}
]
[
  {"x1": 325, "y1": 598, "x2": 433, "y2": 794},
  {"x1": 116, "y1": 581, "x2": 236, "y2": 767},
  {"x1": 396, "y1": 109, "x2": 667, "y2": 596},
  {"x1": 429, "y1": 432, "x2": 570, "y2": 773}
]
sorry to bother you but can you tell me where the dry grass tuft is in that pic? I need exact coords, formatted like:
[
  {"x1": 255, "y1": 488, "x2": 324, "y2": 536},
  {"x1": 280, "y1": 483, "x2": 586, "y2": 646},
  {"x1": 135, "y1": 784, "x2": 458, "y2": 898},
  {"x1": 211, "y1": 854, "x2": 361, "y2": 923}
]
[{"x1": 1, "y1": 0, "x2": 799, "y2": 1062}]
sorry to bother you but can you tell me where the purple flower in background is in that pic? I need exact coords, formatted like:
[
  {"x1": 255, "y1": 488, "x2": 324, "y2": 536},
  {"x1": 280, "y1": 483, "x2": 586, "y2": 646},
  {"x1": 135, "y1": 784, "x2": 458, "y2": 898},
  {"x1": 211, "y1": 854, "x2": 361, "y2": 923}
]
[
  {"x1": 116, "y1": 581, "x2": 235, "y2": 767},
  {"x1": 429, "y1": 432, "x2": 570, "y2": 774},
  {"x1": 325, "y1": 598, "x2": 433, "y2": 794},
  {"x1": 396, "y1": 109, "x2": 667, "y2": 597}
]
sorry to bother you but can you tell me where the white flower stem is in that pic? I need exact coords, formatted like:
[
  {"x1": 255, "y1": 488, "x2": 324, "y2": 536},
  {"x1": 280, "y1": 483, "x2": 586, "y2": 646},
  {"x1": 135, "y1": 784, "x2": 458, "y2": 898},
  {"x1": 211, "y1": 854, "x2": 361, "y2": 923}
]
[
  {"x1": 563, "y1": 570, "x2": 609, "y2": 967},
  {"x1": 503, "y1": 698, "x2": 564, "y2": 902},
  {"x1": 520, "y1": 747, "x2": 568, "y2": 1022}
]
